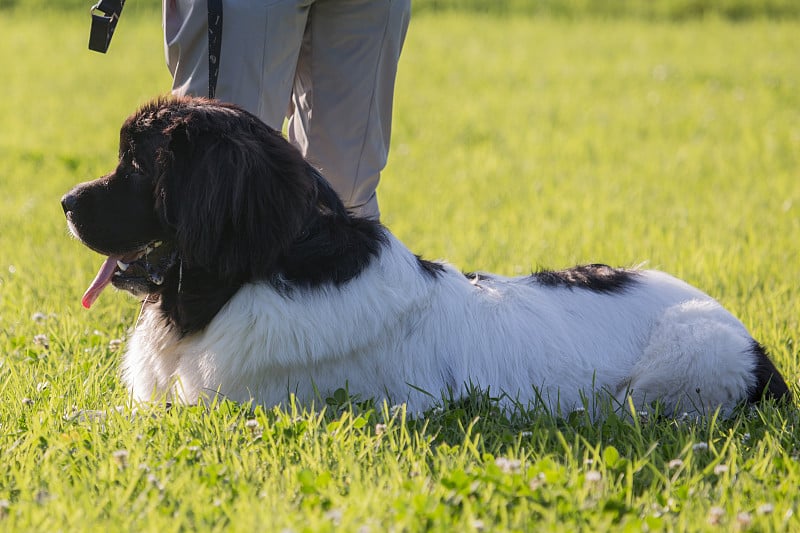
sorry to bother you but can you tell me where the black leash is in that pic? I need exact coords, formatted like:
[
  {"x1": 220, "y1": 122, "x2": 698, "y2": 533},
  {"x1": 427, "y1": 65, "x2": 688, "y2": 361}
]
[
  {"x1": 88, "y1": 0, "x2": 125, "y2": 53},
  {"x1": 207, "y1": 0, "x2": 223, "y2": 99},
  {"x1": 88, "y1": 0, "x2": 223, "y2": 101}
]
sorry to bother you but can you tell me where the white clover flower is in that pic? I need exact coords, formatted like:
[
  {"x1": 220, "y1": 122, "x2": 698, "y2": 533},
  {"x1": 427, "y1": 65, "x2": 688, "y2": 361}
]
[
  {"x1": 736, "y1": 512, "x2": 752, "y2": 527},
  {"x1": 494, "y1": 457, "x2": 521, "y2": 474},
  {"x1": 324, "y1": 509, "x2": 343, "y2": 525},
  {"x1": 33, "y1": 334, "x2": 49, "y2": 349},
  {"x1": 529, "y1": 472, "x2": 546, "y2": 490},
  {"x1": 112, "y1": 449, "x2": 130, "y2": 468},
  {"x1": 668, "y1": 459, "x2": 684, "y2": 469},
  {"x1": 147, "y1": 474, "x2": 164, "y2": 491},
  {"x1": 245, "y1": 418, "x2": 262, "y2": 437},
  {"x1": 713, "y1": 464, "x2": 729, "y2": 475},
  {"x1": 692, "y1": 442, "x2": 709, "y2": 452},
  {"x1": 585, "y1": 470, "x2": 602, "y2": 483},
  {"x1": 708, "y1": 506, "x2": 725, "y2": 525},
  {"x1": 757, "y1": 503, "x2": 774, "y2": 515}
]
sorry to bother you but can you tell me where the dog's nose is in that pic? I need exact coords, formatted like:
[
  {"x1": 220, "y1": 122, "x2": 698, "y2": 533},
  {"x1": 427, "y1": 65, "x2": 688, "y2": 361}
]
[{"x1": 61, "y1": 192, "x2": 78, "y2": 214}]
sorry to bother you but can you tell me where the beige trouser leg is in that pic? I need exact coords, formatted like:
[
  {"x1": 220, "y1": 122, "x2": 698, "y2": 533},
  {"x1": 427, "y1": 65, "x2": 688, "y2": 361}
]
[{"x1": 163, "y1": 0, "x2": 411, "y2": 219}]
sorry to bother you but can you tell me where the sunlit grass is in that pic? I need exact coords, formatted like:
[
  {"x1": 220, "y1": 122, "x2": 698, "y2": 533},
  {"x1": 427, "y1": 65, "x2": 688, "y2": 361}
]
[{"x1": 1, "y1": 10, "x2": 799, "y2": 532}]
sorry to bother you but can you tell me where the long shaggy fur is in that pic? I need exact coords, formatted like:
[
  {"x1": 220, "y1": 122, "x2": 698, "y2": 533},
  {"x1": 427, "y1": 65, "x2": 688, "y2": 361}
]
[{"x1": 62, "y1": 96, "x2": 790, "y2": 417}]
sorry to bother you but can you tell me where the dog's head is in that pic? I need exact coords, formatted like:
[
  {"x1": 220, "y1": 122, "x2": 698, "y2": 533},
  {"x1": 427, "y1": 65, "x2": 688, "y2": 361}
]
[{"x1": 62, "y1": 96, "x2": 341, "y2": 322}]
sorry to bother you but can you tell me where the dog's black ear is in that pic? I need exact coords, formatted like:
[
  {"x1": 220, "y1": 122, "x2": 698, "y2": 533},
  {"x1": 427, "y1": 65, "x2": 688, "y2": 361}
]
[{"x1": 155, "y1": 109, "x2": 317, "y2": 282}]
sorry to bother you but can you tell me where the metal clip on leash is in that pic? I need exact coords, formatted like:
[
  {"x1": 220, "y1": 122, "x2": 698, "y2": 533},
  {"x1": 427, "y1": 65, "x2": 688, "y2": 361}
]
[{"x1": 88, "y1": 0, "x2": 126, "y2": 53}]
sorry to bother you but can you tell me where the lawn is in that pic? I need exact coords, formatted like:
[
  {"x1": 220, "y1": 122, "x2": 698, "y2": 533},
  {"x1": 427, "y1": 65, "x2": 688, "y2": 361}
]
[{"x1": 1, "y1": 6, "x2": 799, "y2": 532}]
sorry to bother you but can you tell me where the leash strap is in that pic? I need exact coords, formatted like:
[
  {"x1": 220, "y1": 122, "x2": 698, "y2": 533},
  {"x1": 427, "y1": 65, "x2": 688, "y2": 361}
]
[
  {"x1": 88, "y1": 0, "x2": 126, "y2": 53},
  {"x1": 207, "y1": 0, "x2": 223, "y2": 99}
]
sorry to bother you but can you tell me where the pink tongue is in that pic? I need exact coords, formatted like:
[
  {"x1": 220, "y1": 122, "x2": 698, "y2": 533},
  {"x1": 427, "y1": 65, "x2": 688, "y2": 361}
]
[{"x1": 82, "y1": 255, "x2": 122, "y2": 309}]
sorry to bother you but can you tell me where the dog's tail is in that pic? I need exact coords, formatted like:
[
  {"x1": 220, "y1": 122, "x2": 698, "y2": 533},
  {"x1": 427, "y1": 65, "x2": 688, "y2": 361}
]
[{"x1": 747, "y1": 341, "x2": 791, "y2": 403}]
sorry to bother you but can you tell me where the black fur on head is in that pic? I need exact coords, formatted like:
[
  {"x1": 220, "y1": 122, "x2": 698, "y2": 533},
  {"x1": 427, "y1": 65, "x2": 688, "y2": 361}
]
[
  {"x1": 131, "y1": 97, "x2": 319, "y2": 281},
  {"x1": 63, "y1": 96, "x2": 386, "y2": 334}
]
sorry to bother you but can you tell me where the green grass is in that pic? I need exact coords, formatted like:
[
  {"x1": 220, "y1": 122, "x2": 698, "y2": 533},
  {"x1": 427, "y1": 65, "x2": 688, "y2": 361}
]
[
  {"x1": 1, "y1": 10, "x2": 800, "y2": 532},
  {"x1": 411, "y1": 0, "x2": 800, "y2": 20},
  {"x1": 6, "y1": 1, "x2": 800, "y2": 20}
]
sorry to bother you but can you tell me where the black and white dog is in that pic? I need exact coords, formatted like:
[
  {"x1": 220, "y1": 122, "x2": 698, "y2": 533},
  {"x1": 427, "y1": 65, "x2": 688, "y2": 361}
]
[{"x1": 62, "y1": 97, "x2": 789, "y2": 417}]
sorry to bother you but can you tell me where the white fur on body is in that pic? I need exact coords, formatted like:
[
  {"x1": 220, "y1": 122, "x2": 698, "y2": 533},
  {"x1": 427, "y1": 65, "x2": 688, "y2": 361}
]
[{"x1": 123, "y1": 232, "x2": 758, "y2": 416}]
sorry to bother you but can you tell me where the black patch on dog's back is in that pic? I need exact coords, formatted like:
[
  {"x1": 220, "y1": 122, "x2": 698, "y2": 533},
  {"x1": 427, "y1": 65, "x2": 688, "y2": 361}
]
[
  {"x1": 530, "y1": 264, "x2": 639, "y2": 293},
  {"x1": 747, "y1": 341, "x2": 791, "y2": 403},
  {"x1": 417, "y1": 256, "x2": 445, "y2": 278},
  {"x1": 279, "y1": 215, "x2": 388, "y2": 287}
]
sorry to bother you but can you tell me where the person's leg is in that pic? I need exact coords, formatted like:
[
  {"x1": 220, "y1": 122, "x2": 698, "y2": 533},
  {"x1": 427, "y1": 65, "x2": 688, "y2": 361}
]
[
  {"x1": 164, "y1": 0, "x2": 310, "y2": 129},
  {"x1": 288, "y1": 0, "x2": 411, "y2": 219}
]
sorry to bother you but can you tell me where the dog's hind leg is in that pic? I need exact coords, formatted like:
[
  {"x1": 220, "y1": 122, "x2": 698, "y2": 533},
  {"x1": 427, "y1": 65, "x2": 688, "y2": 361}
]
[{"x1": 619, "y1": 301, "x2": 760, "y2": 417}]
